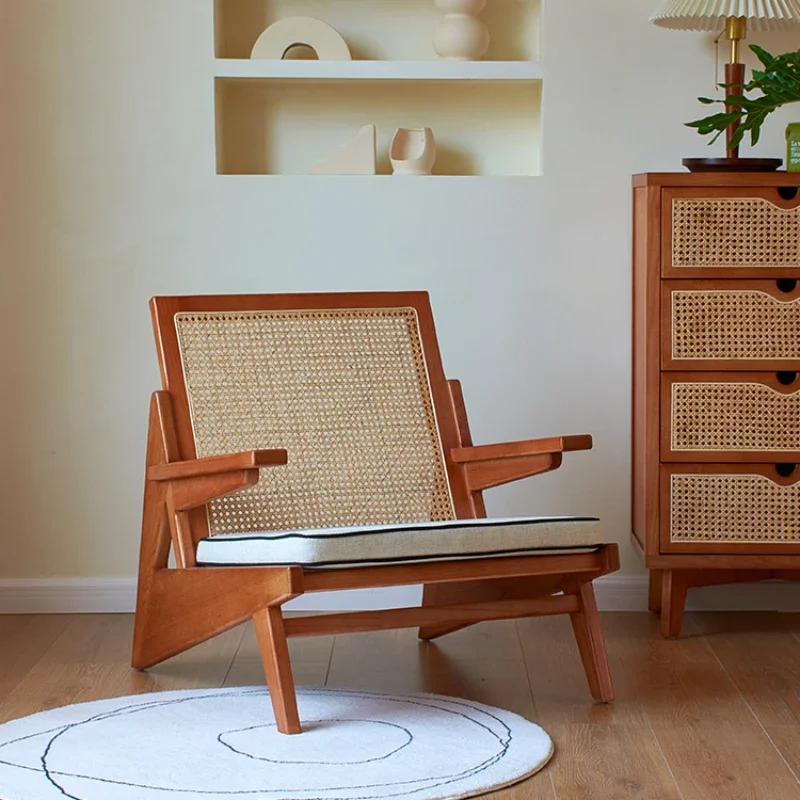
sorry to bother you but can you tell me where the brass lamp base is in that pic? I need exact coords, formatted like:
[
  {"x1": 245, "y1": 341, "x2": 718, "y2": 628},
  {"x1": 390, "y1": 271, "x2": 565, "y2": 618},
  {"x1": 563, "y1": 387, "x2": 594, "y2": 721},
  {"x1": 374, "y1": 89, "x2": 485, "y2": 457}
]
[{"x1": 683, "y1": 157, "x2": 783, "y2": 172}]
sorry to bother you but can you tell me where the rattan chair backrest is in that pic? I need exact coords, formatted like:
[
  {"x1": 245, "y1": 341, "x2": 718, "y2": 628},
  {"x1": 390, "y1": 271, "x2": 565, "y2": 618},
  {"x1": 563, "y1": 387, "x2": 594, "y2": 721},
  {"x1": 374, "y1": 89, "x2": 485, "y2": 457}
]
[{"x1": 150, "y1": 293, "x2": 463, "y2": 535}]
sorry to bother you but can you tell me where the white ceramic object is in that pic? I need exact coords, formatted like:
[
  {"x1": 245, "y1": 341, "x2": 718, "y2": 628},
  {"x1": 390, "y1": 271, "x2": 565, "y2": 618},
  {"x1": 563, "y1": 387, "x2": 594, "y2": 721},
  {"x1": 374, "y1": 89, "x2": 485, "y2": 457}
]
[
  {"x1": 390, "y1": 128, "x2": 437, "y2": 176},
  {"x1": 251, "y1": 17, "x2": 352, "y2": 61},
  {"x1": 309, "y1": 125, "x2": 377, "y2": 175},
  {"x1": 433, "y1": 0, "x2": 490, "y2": 61}
]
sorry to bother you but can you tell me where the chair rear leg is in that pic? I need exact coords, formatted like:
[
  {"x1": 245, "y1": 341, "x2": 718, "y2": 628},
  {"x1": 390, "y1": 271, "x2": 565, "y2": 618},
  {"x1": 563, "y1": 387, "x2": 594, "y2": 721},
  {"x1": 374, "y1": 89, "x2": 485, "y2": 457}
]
[
  {"x1": 418, "y1": 584, "x2": 476, "y2": 640},
  {"x1": 418, "y1": 574, "x2": 569, "y2": 641},
  {"x1": 569, "y1": 580, "x2": 614, "y2": 703},
  {"x1": 254, "y1": 607, "x2": 302, "y2": 735}
]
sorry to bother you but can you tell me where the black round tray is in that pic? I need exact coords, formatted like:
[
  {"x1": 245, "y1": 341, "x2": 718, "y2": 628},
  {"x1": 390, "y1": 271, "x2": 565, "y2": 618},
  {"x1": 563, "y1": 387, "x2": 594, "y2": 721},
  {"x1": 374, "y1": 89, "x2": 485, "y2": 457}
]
[{"x1": 682, "y1": 157, "x2": 783, "y2": 172}]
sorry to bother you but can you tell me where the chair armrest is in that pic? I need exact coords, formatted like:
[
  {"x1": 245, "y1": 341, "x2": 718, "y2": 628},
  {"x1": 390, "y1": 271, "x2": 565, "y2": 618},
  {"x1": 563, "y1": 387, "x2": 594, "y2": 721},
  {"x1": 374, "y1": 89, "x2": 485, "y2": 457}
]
[
  {"x1": 147, "y1": 449, "x2": 288, "y2": 482},
  {"x1": 452, "y1": 435, "x2": 592, "y2": 493},
  {"x1": 451, "y1": 434, "x2": 593, "y2": 464}
]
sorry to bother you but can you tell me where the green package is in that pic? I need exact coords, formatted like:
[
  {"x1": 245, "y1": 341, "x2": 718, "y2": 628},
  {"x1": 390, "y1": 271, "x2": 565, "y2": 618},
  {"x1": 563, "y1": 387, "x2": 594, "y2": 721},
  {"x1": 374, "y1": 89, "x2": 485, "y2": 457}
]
[{"x1": 788, "y1": 123, "x2": 800, "y2": 172}]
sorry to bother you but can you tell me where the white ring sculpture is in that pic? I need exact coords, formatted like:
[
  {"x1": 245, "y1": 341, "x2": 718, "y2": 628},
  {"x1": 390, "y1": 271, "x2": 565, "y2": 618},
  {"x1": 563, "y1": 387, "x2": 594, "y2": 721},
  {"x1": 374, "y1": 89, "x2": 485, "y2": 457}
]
[{"x1": 251, "y1": 17, "x2": 352, "y2": 61}]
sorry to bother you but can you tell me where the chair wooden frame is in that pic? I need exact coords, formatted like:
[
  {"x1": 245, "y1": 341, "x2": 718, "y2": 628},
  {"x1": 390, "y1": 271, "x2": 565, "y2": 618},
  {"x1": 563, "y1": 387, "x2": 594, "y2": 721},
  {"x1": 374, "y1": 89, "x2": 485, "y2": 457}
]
[{"x1": 132, "y1": 292, "x2": 620, "y2": 734}]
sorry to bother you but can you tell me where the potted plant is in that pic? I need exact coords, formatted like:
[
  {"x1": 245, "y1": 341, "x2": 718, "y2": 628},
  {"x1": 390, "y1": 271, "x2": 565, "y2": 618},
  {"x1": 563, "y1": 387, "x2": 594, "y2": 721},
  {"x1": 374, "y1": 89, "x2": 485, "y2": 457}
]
[{"x1": 686, "y1": 45, "x2": 800, "y2": 159}]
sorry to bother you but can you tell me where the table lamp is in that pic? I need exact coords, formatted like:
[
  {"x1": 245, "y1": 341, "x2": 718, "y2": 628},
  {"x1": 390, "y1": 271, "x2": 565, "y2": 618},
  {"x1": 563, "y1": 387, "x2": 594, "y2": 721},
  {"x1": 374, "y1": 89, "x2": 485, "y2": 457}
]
[{"x1": 650, "y1": 0, "x2": 800, "y2": 171}]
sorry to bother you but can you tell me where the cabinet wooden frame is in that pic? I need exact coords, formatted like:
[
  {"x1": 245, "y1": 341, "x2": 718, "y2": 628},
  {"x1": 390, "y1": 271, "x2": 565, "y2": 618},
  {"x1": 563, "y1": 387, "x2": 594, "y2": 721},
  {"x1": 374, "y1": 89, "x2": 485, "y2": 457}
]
[
  {"x1": 632, "y1": 185, "x2": 663, "y2": 562},
  {"x1": 632, "y1": 173, "x2": 800, "y2": 639},
  {"x1": 133, "y1": 291, "x2": 619, "y2": 734}
]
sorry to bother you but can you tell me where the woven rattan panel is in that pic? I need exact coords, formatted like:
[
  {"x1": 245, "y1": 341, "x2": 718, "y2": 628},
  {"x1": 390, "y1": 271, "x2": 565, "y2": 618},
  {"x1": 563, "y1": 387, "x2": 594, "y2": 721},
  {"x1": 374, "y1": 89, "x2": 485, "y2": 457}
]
[
  {"x1": 672, "y1": 290, "x2": 800, "y2": 361},
  {"x1": 672, "y1": 198, "x2": 800, "y2": 268},
  {"x1": 670, "y1": 474, "x2": 800, "y2": 543},
  {"x1": 175, "y1": 309, "x2": 456, "y2": 535},
  {"x1": 671, "y1": 382, "x2": 800, "y2": 452}
]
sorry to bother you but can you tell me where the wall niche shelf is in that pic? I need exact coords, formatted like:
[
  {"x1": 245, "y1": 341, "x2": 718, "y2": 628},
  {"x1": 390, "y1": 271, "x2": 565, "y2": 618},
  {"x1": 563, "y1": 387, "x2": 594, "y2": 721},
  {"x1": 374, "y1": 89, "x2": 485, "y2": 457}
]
[
  {"x1": 214, "y1": 59, "x2": 544, "y2": 82},
  {"x1": 212, "y1": 1, "x2": 543, "y2": 177}
]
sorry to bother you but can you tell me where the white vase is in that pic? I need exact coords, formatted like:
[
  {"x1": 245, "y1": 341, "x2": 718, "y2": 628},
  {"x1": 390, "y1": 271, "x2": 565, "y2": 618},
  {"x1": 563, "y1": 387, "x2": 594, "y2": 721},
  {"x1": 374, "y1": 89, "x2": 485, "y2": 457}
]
[
  {"x1": 390, "y1": 128, "x2": 437, "y2": 176},
  {"x1": 433, "y1": 0, "x2": 489, "y2": 61}
]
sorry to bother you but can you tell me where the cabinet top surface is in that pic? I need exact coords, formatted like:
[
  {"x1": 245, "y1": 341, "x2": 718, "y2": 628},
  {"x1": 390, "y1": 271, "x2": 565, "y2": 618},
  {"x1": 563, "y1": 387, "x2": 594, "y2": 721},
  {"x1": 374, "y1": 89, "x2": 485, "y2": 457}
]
[{"x1": 633, "y1": 172, "x2": 800, "y2": 188}]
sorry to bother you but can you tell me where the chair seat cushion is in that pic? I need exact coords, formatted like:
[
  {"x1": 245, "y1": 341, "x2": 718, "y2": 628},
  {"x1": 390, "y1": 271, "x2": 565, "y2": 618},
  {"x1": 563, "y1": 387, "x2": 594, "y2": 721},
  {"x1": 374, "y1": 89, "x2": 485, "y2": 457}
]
[{"x1": 195, "y1": 516, "x2": 603, "y2": 568}]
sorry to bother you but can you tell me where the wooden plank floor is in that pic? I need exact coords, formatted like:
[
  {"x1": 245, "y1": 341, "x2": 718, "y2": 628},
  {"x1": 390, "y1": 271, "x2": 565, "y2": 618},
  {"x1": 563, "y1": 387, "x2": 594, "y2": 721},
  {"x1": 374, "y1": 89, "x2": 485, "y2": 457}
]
[{"x1": 2, "y1": 611, "x2": 800, "y2": 798}]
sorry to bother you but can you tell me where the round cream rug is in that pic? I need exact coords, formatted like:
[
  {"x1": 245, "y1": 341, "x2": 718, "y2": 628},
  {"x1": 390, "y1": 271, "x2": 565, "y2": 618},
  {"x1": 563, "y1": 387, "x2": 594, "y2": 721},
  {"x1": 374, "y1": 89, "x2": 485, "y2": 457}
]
[{"x1": 0, "y1": 687, "x2": 553, "y2": 800}]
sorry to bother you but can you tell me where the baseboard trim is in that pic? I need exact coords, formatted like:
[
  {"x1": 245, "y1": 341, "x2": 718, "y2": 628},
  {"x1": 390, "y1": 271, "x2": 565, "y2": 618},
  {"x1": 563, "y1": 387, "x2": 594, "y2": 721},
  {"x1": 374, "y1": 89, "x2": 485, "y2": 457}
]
[
  {"x1": 1, "y1": 575, "x2": 799, "y2": 614},
  {"x1": 0, "y1": 578, "x2": 138, "y2": 614}
]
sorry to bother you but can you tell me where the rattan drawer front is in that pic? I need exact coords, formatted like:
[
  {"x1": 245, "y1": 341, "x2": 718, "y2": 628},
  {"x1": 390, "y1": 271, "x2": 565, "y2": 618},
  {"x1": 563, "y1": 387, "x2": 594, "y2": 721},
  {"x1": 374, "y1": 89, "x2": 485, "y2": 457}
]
[
  {"x1": 661, "y1": 465, "x2": 800, "y2": 554},
  {"x1": 663, "y1": 280, "x2": 800, "y2": 370},
  {"x1": 663, "y1": 373, "x2": 800, "y2": 461},
  {"x1": 663, "y1": 188, "x2": 800, "y2": 278}
]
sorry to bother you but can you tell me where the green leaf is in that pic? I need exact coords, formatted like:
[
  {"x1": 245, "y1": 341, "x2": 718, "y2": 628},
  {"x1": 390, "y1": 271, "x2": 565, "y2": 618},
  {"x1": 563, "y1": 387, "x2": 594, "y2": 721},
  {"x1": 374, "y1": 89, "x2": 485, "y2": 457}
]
[
  {"x1": 751, "y1": 44, "x2": 776, "y2": 69},
  {"x1": 685, "y1": 44, "x2": 800, "y2": 149}
]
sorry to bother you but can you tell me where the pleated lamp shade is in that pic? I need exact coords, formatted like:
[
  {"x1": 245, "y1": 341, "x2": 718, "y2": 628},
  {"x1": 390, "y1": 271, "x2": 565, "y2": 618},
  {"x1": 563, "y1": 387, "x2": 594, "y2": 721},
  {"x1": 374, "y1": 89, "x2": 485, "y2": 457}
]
[{"x1": 650, "y1": 0, "x2": 800, "y2": 32}]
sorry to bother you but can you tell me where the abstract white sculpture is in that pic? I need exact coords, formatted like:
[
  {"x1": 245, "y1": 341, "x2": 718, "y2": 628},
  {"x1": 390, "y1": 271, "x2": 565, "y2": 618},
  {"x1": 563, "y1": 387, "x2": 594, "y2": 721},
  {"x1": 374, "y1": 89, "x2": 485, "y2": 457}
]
[
  {"x1": 390, "y1": 128, "x2": 437, "y2": 175},
  {"x1": 309, "y1": 125, "x2": 377, "y2": 175},
  {"x1": 433, "y1": 0, "x2": 490, "y2": 61},
  {"x1": 251, "y1": 17, "x2": 352, "y2": 60}
]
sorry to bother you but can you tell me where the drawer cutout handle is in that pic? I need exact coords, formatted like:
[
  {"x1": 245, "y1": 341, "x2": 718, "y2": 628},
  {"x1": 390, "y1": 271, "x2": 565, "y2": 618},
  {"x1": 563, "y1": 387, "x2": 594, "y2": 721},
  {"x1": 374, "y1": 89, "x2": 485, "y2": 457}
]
[
  {"x1": 776, "y1": 278, "x2": 798, "y2": 293},
  {"x1": 776, "y1": 463, "x2": 797, "y2": 478},
  {"x1": 777, "y1": 371, "x2": 798, "y2": 386},
  {"x1": 778, "y1": 186, "x2": 799, "y2": 201}
]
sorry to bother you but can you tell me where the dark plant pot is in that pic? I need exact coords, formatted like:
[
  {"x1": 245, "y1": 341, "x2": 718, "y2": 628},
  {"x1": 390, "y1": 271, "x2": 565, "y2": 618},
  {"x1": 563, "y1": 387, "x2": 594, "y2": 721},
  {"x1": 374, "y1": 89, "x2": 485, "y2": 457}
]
[{"x1": 682, "y1": 157, "x2": 784, "y2": 172}]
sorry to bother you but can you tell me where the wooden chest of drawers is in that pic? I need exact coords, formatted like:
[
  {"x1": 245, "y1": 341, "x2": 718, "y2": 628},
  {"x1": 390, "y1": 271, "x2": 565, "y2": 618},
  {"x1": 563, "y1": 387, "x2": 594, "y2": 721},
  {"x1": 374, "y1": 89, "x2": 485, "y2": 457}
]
[{"x1": 632, "y1": 173, "x2": 800, "y2": 637}]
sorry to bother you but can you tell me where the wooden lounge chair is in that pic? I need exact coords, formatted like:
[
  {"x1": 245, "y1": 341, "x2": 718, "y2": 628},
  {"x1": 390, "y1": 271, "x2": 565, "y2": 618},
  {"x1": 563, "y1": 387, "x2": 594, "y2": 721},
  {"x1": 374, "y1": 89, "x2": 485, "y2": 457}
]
[{"x1": 132, "y1": 291, "x2": 619, "y2": 734}]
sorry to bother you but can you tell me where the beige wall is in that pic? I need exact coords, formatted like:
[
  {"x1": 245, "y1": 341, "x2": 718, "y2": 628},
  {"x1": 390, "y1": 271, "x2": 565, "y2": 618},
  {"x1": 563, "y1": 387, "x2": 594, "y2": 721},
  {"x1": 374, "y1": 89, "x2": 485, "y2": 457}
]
[{"x1": 1, "y1": 0, "x2": 797, "y2": 582}]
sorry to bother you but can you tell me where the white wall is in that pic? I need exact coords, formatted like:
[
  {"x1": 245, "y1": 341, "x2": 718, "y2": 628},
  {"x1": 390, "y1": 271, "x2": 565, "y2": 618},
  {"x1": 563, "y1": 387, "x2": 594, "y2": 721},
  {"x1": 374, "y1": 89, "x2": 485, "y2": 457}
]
[{"x1": 1, "y1": 1, "x2": 798, "y2": 587}]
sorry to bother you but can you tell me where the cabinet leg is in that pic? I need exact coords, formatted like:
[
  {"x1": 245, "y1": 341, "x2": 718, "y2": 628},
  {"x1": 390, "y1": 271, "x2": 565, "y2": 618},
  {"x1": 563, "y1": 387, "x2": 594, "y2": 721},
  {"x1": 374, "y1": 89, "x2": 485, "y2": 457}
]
[
  {"x1": 648, "y1": 570, "x2": 663, "y2": 614},
  {"x1": 660, "y1": 570, "x2": 688, "y2": 639}
]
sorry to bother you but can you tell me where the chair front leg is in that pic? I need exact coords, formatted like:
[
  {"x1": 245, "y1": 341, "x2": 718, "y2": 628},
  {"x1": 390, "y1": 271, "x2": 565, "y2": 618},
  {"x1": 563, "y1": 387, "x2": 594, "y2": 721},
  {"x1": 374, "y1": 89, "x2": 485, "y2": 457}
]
[
  {"x1": 568, "y1": 580, "x2": 614, "y2": 703},
  {"x1": 253, "y1": 607, "x2": 302, "y2": 734}
]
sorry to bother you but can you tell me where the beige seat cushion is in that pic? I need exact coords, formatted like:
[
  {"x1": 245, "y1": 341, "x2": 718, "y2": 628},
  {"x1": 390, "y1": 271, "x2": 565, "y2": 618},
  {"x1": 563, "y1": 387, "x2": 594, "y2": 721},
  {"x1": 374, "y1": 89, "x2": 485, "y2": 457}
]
[{"x1": 196, "y1": 516, "x2": 603, "y2": 568}]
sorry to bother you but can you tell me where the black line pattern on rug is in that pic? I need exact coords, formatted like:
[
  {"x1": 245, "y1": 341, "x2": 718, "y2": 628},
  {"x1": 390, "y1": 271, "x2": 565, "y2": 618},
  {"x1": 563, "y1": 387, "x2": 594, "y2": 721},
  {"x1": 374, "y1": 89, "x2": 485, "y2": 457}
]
[
  {"x1": 0, "y1": 688, "x2": 520, "y2": 800},
  {"x1": 218, "y1": 718, "x2": 413, "y2": 765}
]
